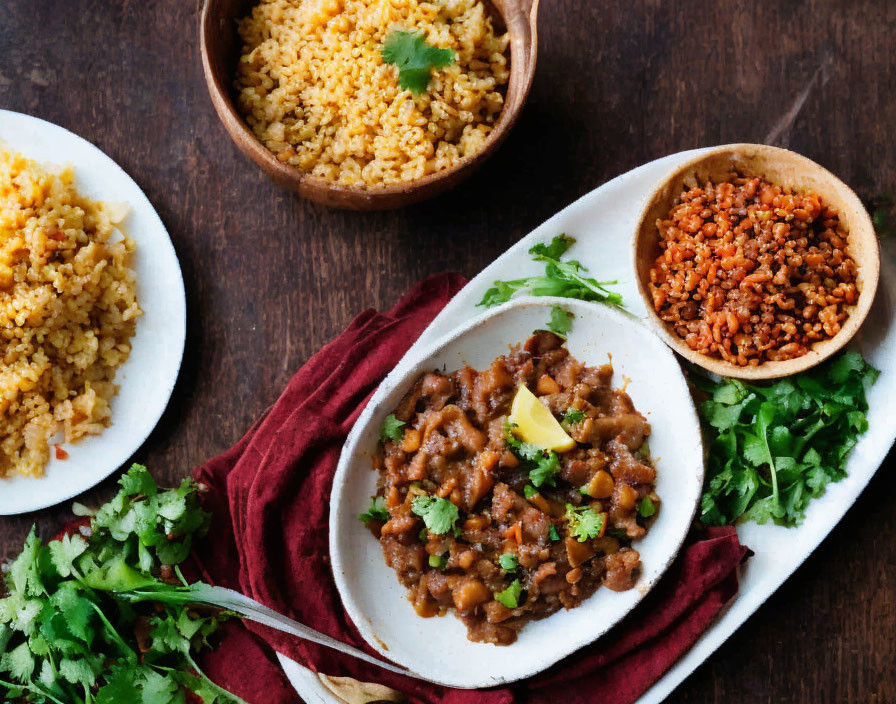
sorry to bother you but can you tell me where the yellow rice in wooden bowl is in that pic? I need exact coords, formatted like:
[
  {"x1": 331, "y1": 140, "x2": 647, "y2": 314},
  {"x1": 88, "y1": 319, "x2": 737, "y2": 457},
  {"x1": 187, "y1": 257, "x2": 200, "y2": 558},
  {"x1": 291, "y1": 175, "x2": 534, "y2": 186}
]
[
  {"x1": 0, "y1": 147, "x2": 141, "y2": 479},
  {"x1": 234, "y1": 0, "x2": 510, "y2": 187}
]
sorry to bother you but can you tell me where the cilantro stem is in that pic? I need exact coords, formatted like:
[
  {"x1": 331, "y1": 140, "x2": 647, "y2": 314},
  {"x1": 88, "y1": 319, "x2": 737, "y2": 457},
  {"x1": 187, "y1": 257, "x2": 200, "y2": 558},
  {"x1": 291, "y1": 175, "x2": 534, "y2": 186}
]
[
  {"x1": 759, "y1": 429, "x2": 779, "y2": 507},
  {"x1": 0, "y1": 679, "x2": 70, "y2": 704},
  {"x1": 87, "y1": 601, "x2": 138, "y2": 661},
  {"x1": 186, "y1": 654, "x2": 252, "y2": 704}
]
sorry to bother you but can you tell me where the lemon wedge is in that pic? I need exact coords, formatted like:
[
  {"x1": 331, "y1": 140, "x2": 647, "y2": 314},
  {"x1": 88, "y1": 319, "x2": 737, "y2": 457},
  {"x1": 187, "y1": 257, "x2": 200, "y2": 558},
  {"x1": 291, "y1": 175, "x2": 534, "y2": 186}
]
[{"x1": 509, "y1": 385, "x2": 576, "y2": 452}]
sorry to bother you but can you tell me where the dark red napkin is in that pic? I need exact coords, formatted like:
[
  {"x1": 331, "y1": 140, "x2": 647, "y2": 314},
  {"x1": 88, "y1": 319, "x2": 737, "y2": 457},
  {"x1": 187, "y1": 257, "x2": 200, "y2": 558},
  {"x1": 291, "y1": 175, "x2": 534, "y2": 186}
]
[{"x1": 190, "y1": 273, "x2": 751, "y2": 704}]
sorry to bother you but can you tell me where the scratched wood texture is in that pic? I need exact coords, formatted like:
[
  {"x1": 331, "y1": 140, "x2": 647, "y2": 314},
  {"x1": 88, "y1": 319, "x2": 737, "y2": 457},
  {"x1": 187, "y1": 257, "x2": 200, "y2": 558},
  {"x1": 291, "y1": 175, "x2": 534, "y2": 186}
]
[{"x1": 1, "y1": 0, "x2": 895, "y2": 701}]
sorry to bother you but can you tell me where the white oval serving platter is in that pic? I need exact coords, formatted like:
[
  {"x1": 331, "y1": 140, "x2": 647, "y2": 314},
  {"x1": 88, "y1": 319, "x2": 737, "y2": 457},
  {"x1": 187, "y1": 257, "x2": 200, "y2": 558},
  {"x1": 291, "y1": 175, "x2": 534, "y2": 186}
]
[
  {"x1": 328, "y1": 297, "x2": 703, "y2": 688},
  {"x1": 279, "y1": 148, "x2": 896, "y2": 702},
  {"x1": 0, "y1": 110, "x2": 187, "y2": 515}
]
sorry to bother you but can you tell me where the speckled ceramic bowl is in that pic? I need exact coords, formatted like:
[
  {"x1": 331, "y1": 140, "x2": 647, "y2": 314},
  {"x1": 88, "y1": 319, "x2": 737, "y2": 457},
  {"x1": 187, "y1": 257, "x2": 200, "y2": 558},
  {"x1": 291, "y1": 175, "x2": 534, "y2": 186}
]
[{"x1": 328, "y1": 297, "x2": 704, "y2": 687}]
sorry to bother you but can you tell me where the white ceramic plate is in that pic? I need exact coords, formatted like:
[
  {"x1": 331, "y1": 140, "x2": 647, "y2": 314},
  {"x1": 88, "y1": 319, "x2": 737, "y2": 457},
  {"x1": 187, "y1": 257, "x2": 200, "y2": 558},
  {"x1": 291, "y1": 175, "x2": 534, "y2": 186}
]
[
  {"x1": 328, "y1": 298, "x2": 703, "y2": 688},
  {"x1": 280, "y1": 148, "x2": 896, "y2": 702},
  {"x1": 0, "y1": 110, "x2": 186, "y2": 515}
]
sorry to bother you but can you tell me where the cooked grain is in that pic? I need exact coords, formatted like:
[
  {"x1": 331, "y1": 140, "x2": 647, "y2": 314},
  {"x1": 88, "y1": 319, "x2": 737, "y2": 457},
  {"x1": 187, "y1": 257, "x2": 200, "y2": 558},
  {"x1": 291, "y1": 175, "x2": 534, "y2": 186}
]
[
  {"x1": 234, "y1": 0, "x2": 510, "y2": 187},
  {"x1": 0, "y1": 147, "x2": 141, "y2": 478},
  {"x1": 648, "y1": 175, "x2": 858, "y2": 366}
]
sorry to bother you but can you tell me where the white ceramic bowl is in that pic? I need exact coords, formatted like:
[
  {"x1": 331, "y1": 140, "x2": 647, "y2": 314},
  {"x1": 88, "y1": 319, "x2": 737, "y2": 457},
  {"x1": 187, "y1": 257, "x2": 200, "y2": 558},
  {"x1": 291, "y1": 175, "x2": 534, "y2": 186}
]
[{"x1": 329, "y1": 297, "x2": 704, "y2": 688}]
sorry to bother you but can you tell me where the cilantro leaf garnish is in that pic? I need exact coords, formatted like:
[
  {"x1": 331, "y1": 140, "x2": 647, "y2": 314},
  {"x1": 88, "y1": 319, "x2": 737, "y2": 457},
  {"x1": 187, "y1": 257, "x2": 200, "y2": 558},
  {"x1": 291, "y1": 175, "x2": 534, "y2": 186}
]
[
  {"x1": 380, "y1": 413, "x2": 406, "y2": 443},
  {"x1": 548, "y1": 525, "x2": 560, "y2": 542},
  {"x1": 528, "y1": 451, "x2": 560, "y2": 488},
  {"x1": 694, "y1": 350, "x2": 879, "y2": 527},
  {"x1": 381, "y1": 30, "x2": 455, "y2": 94},
  {"x1": 411, "y1": 495, "x2": 460, "y2": 535},
  {"x1": 494, "y1": 579, "x2": 523, "y2": 609},
  {"x1": 564, "y1": 504, "x2": 606, "y2": 542},
  {"x1": 478, "y1": 235, "x2": 623, "y2": 308},
  {"x1": 562, "y1": 408, "x2": 586, "y2": 428},
  {"x1": 358, "y1": 496, "x2": 389, "y2": 525},
  {"x1": 498, "y1": 553, "x2": 519, "y2": 572},
  {"x1": 503, "y1": 421, "x2": 561, "y2": 488},
  {"x1": 547, "y1": 306, "x2": 573, "y2": 338}
]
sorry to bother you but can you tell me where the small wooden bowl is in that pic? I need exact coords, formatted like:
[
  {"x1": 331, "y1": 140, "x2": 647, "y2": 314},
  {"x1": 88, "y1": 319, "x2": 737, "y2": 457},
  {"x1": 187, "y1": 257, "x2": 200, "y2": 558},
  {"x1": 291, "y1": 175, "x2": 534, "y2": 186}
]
[
  {"x1": 633, "y1": 143, "x2": 880, "y2": 380},
  {"x1": 200, "y1": 0, "x2": 539, "y2": 210}
]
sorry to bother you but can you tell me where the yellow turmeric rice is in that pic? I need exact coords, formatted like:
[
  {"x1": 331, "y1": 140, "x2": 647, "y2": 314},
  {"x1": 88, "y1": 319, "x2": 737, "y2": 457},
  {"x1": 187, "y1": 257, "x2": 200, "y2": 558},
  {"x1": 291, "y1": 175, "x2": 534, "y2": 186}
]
[
  {"x1": 0, "y1": 147, "x2": 141, "y2": 478},
  {"x1": 234, "y1": 0, "x2": 510, "y2": 187}
]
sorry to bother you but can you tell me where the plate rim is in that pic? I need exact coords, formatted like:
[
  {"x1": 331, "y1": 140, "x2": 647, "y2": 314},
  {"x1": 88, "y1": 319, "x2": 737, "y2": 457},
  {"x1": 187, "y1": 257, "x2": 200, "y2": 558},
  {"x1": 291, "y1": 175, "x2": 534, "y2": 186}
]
[{"x1": 0, "y1": 109, "x2": 187, "y2": 515}]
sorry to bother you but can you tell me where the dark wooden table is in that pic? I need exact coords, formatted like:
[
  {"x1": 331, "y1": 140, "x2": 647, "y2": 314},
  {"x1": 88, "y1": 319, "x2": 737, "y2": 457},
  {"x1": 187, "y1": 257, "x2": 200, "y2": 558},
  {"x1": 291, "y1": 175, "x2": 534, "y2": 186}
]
[{"x1": 2, "y1": 1, "x2": 894, "y2": 701}]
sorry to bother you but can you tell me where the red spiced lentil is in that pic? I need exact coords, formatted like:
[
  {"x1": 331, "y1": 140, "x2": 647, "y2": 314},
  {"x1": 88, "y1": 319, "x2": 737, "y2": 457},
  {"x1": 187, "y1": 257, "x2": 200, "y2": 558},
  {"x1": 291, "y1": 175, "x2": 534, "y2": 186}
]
[
  {"x1": 366, "y1": 333, "x2": 659, "y2": 645},
  {"x1": 648, "y1": 174, "x2": 859, "y2": 365}
]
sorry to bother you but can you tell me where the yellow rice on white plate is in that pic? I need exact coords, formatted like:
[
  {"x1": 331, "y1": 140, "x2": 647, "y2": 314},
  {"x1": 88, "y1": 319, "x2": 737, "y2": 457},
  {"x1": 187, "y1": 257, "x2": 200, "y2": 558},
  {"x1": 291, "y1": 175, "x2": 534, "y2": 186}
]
[
  {"x1": 235, "y1": 0, "x2": 510, "y2": 187},
  {"x1": 0, "y1": 146, "x2": 141, "y2": 479}
]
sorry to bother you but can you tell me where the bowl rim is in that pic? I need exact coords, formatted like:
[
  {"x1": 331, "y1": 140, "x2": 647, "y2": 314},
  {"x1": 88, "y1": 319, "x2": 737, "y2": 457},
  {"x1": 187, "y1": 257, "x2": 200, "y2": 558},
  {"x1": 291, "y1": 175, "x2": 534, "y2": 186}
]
[
  {"x1": 198, "y1": 0, "x2": 539, "y2": 204},
  {"x1": 327, "y1": 296, "x2": 705, "y2": 687},
  {"x1": 631, "y1": 142, "x2": 881, "y2": 381}
]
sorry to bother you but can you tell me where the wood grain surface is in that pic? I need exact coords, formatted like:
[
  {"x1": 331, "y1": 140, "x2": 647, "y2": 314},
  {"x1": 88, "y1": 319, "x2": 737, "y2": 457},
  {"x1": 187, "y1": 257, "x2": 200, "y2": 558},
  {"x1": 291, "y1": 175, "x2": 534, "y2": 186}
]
[{"x1": 1, "y1": 1, "x2": 894, "y2": 702}]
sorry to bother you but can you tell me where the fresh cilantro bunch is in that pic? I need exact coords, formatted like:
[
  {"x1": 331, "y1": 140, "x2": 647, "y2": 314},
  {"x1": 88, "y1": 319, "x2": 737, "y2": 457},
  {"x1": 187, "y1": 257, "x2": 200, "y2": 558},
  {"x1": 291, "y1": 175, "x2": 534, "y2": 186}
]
[
  {"x1": 504, "y1": 422, "x2": 561, "y2": 488},
  {"x1": 0, "y1": 464, "x2": 246, "y2": 704},
  {"x1": 478, "y1": 235, "x2": 623, "y2": 308},
  {"x1": 694, "y1": 351, "x2": 879, "y2": 527},
  {"x1": 381, "y1": 30, "x2": 455, "y2": 94}
]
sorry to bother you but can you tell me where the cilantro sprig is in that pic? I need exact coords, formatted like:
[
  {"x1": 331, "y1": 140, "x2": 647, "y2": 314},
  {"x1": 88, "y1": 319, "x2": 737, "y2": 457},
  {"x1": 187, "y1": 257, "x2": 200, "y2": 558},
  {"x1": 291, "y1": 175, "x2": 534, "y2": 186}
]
[
  {"x1": 0, "y1": 464, "x2": 246, "y2": 704},
  {"x1": 380, "y1": 413, "x2": 405, "y2": 443},
  {"x1": 411, "y1": 495, "x2": 460, "y2": 535},
  {"x1": 504, "y1": 422, "x2": 561, "y2": 488},
  {"x1": 546, "y1": 306, "x2": 573, "y2": 338},
  {"x1": 694, "y1": 350, "x2": 879, "y2": 527},
  {"x1": 561, "y1": 408, "x2": 586, "y2": 429},
  {"x1": 564, "y1": 504, "x2": 606, "y2": 542},
  {"x1": 359, "y1": 496, "x2": 389, "y2": 525},
  {"x1": 478, "y1": 235, "x2": 623, "y2": 308},
  {"x1": 381, "y1": 30, "x2": 455, "y2": 94}
]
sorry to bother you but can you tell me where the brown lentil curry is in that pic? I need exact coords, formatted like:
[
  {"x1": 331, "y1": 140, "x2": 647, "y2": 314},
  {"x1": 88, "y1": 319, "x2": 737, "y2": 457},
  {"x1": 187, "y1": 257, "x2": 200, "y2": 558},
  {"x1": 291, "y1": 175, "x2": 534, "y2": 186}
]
[
  {"x1": 648, "y1": 174, "x2": 858, "y2": 366},
  {"x1": 366, "y1": 333, "x2": 659, "y2": 645}
]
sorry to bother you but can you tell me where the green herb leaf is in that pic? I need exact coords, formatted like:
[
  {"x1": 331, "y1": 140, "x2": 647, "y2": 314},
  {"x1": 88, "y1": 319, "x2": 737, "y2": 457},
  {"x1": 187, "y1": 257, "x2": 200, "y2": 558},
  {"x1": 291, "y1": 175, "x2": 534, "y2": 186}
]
[
  {"x1": 478, "y1": 235, "x2": 623, "y2": 308},
  {"x1": 562, "y1": 408, "x2": 586, "y2": 428},
  {"x1": 548, "y1": 525, "x2": 560, "y2": 542},
  {"x1": 411, "y1": 495, "x2": 460, "y2": 535},
  {"x1": 547, "y1": 306, "x2": 573, "y2": 338},
  {"x1": 638, "y1": 496, "x2": 656, "y2": 518},
  {"x1": 494, "y1": 579, "x2": 523, "y2": 609},
  {"x1": 529, "y1": 451, "x2": 561, "y2": 488},
  {"x1": 564, "y1": 504, "x2": 605, "y2": 542},
  {"x1": 358, "y1": 496, "x2": 389, "y2": 525},
  {"x1": 380, "y1": 413, "x2": 406, "y2": 443},
  {"x1": 694, "y1": 351, "x2": 879, "y2": 527},
  {"x1": 523, "y1": 485, "x2": 538, "y2": 499},
  {"x1": 498, "y1": 553, "x2": 519, "y2": 572},
  {"x1": 381, "y1": 30, "x2": 455, "y2": 94}
]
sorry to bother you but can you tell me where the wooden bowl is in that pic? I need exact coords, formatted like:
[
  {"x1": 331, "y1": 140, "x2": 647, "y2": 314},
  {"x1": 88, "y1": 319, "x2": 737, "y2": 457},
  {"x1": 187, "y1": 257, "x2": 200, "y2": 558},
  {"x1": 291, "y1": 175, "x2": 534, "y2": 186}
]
[
  {"x1": 633, "y1": 143, "x2": 880, "y2": 380},
  {"x1": 200, "y1": 0, "x2": 539, "y2": 210}
]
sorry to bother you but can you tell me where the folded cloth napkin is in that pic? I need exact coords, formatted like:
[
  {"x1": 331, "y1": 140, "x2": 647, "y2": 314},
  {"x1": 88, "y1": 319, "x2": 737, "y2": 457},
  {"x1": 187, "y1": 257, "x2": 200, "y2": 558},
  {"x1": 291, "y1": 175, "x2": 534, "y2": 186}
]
[{"x1": 190, "y1": 273, "x2": 751, "y2": 704}]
